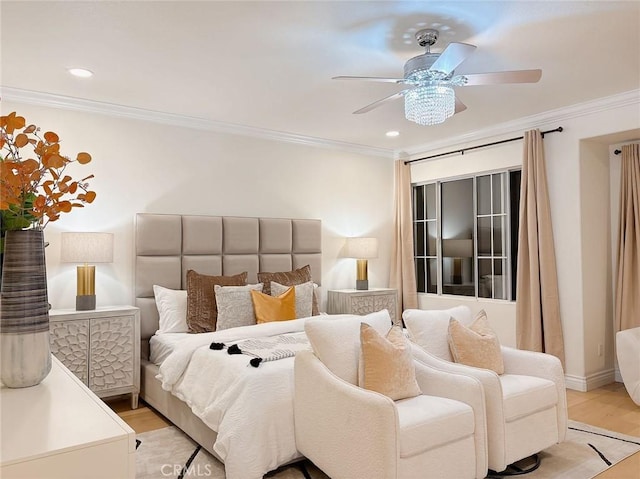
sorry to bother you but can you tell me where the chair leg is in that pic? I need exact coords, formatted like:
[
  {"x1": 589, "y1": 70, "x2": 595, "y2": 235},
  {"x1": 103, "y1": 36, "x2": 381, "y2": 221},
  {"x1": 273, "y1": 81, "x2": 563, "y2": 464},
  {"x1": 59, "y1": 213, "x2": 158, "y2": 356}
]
[
  {"x1": 486, "y1": 454, "x2": 541, "y2": 477},
  {"x1": 296, "y1": 460, "x2": 313, "y2": 479}
]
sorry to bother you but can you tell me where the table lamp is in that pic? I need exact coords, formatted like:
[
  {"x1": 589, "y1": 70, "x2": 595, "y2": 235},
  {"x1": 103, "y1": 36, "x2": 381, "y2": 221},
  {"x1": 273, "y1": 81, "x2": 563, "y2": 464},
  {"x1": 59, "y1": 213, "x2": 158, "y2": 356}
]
[
  {"x1": 345, "y1": 237, "x2": 378, "y2": 290},
  {"x1": 443, "y1": 238, "x2": 473, "y2": 284},
  {"x1": 61, "y1": 232, "x2": 114, "y2": 310}
]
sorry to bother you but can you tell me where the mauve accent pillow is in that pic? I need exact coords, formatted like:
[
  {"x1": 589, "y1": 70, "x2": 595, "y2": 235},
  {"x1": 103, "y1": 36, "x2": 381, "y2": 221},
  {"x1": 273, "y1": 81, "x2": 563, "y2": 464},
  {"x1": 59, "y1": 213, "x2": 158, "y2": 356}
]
[
  {"x1": 360, "y1": 323, "x2": 421, "y2": 401},
  {"x1": 185, "y1": 270, "x2": 247, "y2": 333},
  {"x1": 257, "y1": 265, "x2": 319, "y2": 315},
  {"x1": 447, "y1": 310, "x2": 505, "y2": 374}
]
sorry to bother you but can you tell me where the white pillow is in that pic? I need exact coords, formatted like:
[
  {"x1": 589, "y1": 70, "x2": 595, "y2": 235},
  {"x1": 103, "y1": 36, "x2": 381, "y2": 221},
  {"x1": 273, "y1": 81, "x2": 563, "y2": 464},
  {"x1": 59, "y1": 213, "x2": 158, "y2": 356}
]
[
  {"x1": 305, "y1": 309, "x2": 393, "y2": 385},
  {"x1": 403, "y1": 306, "x2": 472, "y2": 361},
  {"x1": 215, "y1": 283, "x2": 263, "y2": 331},
  {"x1": 271, "y1": 280, "x2": 313, "y2": 318},
  {"x1": 153, "y1": 285, "x2": 188, "y2": 334}
]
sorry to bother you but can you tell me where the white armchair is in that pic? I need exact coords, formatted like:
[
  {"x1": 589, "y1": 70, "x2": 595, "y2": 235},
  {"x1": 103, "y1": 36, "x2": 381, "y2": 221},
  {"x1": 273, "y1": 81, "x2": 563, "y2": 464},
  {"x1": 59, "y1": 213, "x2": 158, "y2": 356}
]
[
  {"x1": 616, "y1": 327, "x2": 640, "y2": 405},
  {"x1": 294, "y1": 310, "x2": 488, "y2": 479},
  {"x1": 403, "y1": 306, "x2": 567, "y2": 474}
]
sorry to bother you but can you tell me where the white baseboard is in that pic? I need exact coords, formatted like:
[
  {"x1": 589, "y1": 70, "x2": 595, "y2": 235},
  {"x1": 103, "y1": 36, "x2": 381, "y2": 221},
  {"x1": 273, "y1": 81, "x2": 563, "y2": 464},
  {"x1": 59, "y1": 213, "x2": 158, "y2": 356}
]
[
  {"x1": 565, "y1": 369, "x2": 616, "y2": 391},
  {"x1": 614, "y1": 366, "x2": 622, "y2": 383}
]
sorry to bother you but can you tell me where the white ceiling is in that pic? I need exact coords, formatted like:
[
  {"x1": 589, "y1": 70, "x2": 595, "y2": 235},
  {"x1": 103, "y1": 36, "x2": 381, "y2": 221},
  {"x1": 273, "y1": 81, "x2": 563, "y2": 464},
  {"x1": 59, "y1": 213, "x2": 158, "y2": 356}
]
[{"x1": 2, "y1": 1, "x2": 639, "y2": 155}]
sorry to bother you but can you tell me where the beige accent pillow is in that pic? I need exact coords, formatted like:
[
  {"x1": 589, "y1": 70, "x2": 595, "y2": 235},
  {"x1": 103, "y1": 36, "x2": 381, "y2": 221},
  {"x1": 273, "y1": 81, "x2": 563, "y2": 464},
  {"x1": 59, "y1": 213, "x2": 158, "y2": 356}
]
[
  {"x1": 447, "y1": 310, "x2": 505, "y2": 374},
  {"x1": 360, "y1": 323, "x2": 421, "y2": 401},
  {"x1": 257, "y1": 265, "x2": 319, "y2": 315},
  {"x1": 271, "y1": 281, "x2": 314, "y2": 318},
  {"x1": 185, "y1": 270, "x2": 248, "y2": 333},
  {"x1": 215, "y1": 284, "x2": 263, "y2": 331}
]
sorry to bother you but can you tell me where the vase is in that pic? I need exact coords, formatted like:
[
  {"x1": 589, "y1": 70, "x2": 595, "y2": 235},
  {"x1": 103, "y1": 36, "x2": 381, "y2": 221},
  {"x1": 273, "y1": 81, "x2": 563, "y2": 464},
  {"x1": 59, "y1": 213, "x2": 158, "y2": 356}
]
[{"x1": 0, "y1": 229, "x2": 52, "y2": 387}]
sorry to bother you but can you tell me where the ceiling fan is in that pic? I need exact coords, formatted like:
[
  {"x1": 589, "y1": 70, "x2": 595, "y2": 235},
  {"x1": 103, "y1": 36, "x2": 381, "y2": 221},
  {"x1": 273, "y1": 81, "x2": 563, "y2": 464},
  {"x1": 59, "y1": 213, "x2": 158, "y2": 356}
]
[{"x1": 333, "y1": 28, "x2": 542, "y2": 126}]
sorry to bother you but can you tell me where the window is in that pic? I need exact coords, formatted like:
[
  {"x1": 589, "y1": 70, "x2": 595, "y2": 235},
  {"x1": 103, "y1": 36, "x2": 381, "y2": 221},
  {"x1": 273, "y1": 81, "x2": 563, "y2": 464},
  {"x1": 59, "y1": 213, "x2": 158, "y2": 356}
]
[{"x1": 413, "y1": 169, "x2": 521, "y2": 300}]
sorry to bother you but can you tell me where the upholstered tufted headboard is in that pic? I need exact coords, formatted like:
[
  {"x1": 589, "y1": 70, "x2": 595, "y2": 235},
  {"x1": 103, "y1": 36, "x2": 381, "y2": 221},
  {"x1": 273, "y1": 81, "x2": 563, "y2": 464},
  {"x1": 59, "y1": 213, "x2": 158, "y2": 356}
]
[{"x1": 134, "y1": 213, "x2": 322, "y2": 357}]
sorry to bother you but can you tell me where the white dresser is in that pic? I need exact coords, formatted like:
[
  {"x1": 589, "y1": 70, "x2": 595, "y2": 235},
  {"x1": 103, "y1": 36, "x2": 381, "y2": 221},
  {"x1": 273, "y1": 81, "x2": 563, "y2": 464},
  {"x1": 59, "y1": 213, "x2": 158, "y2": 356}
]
[
  {"x1": 49, "y1": 306, "x2": 140, "y2": 408},
  {"x1": 327, "y1": 288, "x2": 398, "y2": 325},
  {"x1": 0, "y1": 356, "x2": 136, "y2": 478}
]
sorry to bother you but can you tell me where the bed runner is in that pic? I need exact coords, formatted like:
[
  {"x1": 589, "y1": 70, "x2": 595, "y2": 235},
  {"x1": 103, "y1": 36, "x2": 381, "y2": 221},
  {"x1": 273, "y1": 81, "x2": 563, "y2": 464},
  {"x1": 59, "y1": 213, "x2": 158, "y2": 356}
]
[{"x1": 209, "y1": 331, "x2": 311, "y2": 367}]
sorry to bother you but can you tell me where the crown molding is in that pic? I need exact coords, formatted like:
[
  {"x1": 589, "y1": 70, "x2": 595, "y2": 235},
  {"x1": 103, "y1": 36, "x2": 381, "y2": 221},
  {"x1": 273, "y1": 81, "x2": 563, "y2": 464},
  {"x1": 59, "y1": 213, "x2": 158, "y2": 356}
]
[
  {"x1": 398, "y1": 89, "x2": 640, "y2": 159},
  {"x1": 0, "y1": 86, "x2": 393, "y2": 159}
]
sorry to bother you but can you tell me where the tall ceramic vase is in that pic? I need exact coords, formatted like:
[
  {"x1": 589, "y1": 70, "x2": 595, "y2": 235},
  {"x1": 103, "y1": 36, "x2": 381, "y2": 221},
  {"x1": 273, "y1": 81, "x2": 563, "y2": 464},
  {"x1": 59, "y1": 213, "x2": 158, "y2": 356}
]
[{"x1": 0, "y1": 229, "x2": 52, "y2": 388}]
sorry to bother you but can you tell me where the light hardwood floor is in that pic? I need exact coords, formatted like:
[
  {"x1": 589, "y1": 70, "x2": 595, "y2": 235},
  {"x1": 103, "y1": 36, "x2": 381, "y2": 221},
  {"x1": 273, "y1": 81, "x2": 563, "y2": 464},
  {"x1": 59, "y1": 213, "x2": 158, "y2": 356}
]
[{"x1": 109, "y1": 381, "x2": 640, "y2": 477}]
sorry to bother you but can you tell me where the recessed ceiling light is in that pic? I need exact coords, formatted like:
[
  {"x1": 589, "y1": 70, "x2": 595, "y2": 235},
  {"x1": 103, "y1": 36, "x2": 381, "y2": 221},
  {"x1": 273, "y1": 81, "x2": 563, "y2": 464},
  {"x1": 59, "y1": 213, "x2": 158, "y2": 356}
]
[
  {"x1": 386, "y1": 131, "x2": 400, "y2": 137},
  {"x1": 68, "y1": 68, "x2": 93, "y2": 78}
]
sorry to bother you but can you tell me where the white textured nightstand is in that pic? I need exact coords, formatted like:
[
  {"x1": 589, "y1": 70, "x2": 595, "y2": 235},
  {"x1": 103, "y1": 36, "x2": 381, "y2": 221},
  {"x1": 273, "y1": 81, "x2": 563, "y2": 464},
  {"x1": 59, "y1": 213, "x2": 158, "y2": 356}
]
[
  {"x1": 1, "y1": 357, "x2": 136, "y2": 479},
  {"x1": 327, "y1": 288, "x2": 398, "y2": 325},
  {"x1": 49, "y1": 306, "x2": 140, "y2": 409}
]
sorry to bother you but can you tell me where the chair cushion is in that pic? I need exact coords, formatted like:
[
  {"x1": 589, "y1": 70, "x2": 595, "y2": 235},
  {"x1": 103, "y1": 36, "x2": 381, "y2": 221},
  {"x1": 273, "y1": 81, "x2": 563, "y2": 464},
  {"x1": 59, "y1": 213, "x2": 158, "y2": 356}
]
[
  {"x1": 403, "y1": 306, "x2": 473, "y2": 361},
  {"x1": 305, "y1": 310, "x2": 392, "y2": 385},
  {"x1": 396, "y1": 395, "x2": 474, "y2": 458},
  {"x1": 500, "y1": 374, "x2": 558, "y2": 422}
]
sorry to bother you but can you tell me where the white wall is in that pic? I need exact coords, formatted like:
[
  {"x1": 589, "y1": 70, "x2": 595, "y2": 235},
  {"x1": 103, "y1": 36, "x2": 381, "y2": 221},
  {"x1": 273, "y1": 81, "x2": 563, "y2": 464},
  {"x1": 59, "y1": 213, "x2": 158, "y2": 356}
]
[
  {"x1": 408, "y1": 99, "x2": 640, "y2": 388},
  {"x1": 2, "y1": 101, "x2": 394, "y2": 312}
]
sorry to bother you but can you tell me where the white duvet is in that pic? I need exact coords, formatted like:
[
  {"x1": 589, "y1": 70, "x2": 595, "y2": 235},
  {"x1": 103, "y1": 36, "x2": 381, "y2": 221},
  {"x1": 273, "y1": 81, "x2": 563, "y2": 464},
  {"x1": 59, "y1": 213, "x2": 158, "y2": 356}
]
[{"x1": 156, "y1": 317, "x2": 311, "y2": 479}]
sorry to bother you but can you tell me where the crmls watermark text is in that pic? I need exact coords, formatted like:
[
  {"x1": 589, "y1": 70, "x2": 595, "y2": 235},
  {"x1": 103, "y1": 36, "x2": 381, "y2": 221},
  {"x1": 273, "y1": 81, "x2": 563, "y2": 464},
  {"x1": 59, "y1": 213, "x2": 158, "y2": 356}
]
[{"x1": 161, "y1": 464, "x2": 212, "y2": 477}]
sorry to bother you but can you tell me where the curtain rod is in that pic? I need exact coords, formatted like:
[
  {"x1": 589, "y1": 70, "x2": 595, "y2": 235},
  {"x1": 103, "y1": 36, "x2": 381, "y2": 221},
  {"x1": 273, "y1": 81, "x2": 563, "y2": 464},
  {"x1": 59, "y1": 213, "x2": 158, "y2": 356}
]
[
  {"x1": 614, "y1": 149, "x2": 622, "y2": 155},
  {"x1": 404, "y1": 126, "x2": 564, "y2": 165}
]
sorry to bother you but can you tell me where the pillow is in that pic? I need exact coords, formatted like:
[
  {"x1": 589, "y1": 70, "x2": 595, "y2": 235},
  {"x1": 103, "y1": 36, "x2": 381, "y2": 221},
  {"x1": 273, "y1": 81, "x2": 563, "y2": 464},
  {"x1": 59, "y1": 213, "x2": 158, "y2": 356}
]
[
  {"x1": 251, "y1": 287, "x2": 296, "y2": 324},
  {"x1": 271, "y1": 281, "x2": 313, "y2": 318},
  {"x1": 186, "y1": 270, "x2": 248, "y2": 333},
  {"x1": 360, "y1": 323, "x2": 421, "y2": 401},
  {"x1": 215, "y1": 283, "x2": 263, "y2": 331},
  {"x1": 448, "y1": 310, "x2": 504, "y2": 374},
  {"x1": 257, "y1": 265, "x2": 319, "y2": 315},
  {"x1": 304, "y1": 309, "x2": 392, "y2": 385},
  {"x1": 153, "y1": 285, "x2": 188, "y2": 333},
  {"x1": 403, "y1": 305, "x2": 473, "y2": 361}
]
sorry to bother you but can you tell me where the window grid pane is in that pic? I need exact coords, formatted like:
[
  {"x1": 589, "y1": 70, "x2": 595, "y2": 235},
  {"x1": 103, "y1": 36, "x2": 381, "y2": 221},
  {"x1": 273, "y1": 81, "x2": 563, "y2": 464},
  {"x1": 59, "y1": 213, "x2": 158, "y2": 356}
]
[{"x1": 413, "y1": 171, "x2": 517, "y2": 300}]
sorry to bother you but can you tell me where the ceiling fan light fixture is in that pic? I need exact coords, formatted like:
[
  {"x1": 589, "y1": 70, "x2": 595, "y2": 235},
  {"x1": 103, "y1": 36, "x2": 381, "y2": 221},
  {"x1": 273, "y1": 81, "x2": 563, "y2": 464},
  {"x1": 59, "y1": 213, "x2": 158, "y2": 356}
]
[{"x1": 404, "y1": 85, "x2": 455, "y2": 126}]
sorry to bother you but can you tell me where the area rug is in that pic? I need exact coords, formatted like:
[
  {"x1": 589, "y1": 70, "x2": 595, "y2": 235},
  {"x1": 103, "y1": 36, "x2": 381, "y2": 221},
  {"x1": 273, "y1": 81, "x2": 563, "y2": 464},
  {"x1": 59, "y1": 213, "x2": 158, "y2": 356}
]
[{"x1": 135, "y1": 420, "x2": 640, "y2": 479}]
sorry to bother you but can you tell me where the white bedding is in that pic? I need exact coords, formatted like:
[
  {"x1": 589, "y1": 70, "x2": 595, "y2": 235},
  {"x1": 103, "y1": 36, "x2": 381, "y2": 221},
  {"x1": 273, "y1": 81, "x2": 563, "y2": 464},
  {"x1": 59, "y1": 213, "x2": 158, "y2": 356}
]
[
  {"x1": 150, "y1": 332, "x2": 190, "y2": 365},
  {"x1": 156, "y1": 317, "x2": 313, "y2": 479}
]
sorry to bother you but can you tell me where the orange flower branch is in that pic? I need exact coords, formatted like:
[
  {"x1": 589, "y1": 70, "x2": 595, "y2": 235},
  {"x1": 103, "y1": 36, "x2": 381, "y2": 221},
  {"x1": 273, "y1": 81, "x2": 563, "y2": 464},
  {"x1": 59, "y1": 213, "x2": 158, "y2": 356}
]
[{"x1": 0, "y1": 111, "x2": 96, "y2": 231}]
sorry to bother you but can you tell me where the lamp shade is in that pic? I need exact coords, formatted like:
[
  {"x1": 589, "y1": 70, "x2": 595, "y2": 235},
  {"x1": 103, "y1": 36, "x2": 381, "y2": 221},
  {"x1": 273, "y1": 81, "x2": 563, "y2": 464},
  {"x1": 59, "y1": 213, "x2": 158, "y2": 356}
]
[
  {"x1": 443, "y1": 239, "x2": 473, "y2": 258},
  {"x1": 345, "y1": 237, "x2": 378, "y2": 259},
  {"x1": 61, "y1": 232, "x2": 114, "y2": 263}
]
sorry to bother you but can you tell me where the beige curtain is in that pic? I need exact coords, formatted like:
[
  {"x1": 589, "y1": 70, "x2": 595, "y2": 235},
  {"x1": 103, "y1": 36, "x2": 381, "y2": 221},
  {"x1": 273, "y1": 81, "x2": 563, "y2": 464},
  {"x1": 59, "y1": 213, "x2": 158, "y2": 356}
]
[
  {"x1": 390, "y1": 159, "x2": 417, "y2": 322},
  {"x1": 516, "y1": 129, "x2": 565, "y2": 366},
  {"x1": 615, "y1": 143, "x2": 640, "y2": 331}
]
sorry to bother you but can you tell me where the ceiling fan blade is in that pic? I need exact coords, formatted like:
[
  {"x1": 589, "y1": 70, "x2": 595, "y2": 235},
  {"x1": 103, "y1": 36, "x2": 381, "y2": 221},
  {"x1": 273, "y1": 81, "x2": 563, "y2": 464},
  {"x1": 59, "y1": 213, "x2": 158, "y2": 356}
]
[
  {"x1": 429, "y1": 42, "x2": 477, "y2": 75},
  {"x1": 333, "y1": 76, "x2": 406, "y2": 84},
  {"x1": 454, "y1": 97, "x2": 467, "y2": 114},
  {"x1": 353, "y1": 91, "x2": 406, "y2": 114},
  {"x1": 459, "y1": 69, "x2": 542, "y2": 86}
]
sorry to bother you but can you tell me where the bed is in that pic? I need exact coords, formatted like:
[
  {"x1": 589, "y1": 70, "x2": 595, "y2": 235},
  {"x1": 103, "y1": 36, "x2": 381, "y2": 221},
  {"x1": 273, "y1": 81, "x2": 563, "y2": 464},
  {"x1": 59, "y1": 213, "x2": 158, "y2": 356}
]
[{"x1": 135, "y1": 213, "x2": 322, "y2": 479}]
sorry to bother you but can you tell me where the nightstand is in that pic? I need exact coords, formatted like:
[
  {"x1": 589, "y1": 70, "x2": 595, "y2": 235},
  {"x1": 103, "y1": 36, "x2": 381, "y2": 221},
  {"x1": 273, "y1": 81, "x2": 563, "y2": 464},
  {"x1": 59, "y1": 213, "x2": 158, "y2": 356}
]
[
  {"x1": 49, "y1": 306, "x2": 140, "y2": 409},
  {"x1": 327, "y1": 288, "x2": 398, "y2": 325}
]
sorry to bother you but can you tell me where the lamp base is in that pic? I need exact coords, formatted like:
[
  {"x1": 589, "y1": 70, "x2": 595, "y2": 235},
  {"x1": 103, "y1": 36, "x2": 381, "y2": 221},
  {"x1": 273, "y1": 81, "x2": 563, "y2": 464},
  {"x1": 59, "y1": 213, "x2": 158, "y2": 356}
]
[
  {"x1": 76, "y1": 295, "x2": 96, "y2": 311},
  {"x1": 356, "y1": 279, "x2": 369, "y2": 290}
]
